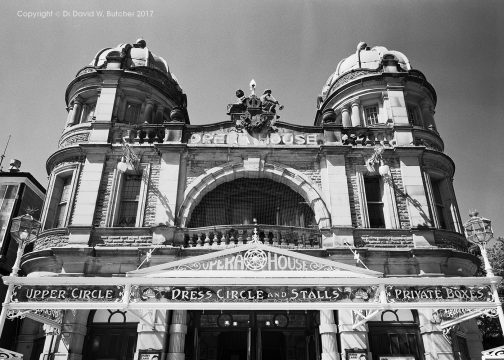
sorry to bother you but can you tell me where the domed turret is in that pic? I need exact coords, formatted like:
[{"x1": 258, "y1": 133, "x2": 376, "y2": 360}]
[
  {"x1": 91, "y1": 39, "x2": 171, "y2": 76},
  {"x1": 320, "y1": 42, "x2": 412, "y2": 102},
  {"x1": 315, "y1": 42, "x2": 440, "y2": 154}
]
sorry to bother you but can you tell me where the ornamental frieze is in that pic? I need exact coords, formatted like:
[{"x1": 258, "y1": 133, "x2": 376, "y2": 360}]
[
  {"x1": 131, "y1": 285, "x2": 379, "y2": 303},
  {"x1": 173, "y1": 250, "x2": 341, "y2": 272},
  {"x1": 386, "y1": 285, "x2": 493, "y2": 303}
]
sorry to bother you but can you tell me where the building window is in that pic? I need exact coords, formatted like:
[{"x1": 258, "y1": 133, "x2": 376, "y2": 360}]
[
  {"x1": 0, "y1": 184, "x2": 19, "y2": 246},
  {"x1": 364, "y1": 176, "x2": 385, "y2": 228},
  {"x1": 54, "y1": 177, "x2": 72, "y2": 228},
  {"x1": 117, "y1": 173, "x2": 142, "y2": 227},
  {"x1": 356, "y1": 167, "x2": 399, "y2": 229},
  {"x1": 43, "y1": 168, "x2": 78, "y2": 230},
  {"x1": 80, "y1": 103, "x2": 96, "y2": 123},
  {"x1": 125, "y1": 102, "x2": 142, "y2": 124},
  {"x1": 364, "y1": 105, "x2": 379, "y2": 125},
  {"x1": 108, "y1": 164, "x2": 149, "y2": 228},
  {"x1": 407, "y1": 105, "x2": 422, "y2": 127},
  {"x1": 431, "y1": 178, "x2": 447, "y2": 229}
]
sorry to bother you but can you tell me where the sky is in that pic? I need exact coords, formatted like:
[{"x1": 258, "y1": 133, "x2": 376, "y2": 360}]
[{"x1": 1, "y1": 0, "x2": 503, "y2": 236}]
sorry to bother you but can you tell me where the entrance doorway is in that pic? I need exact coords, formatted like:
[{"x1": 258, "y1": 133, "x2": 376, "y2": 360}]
[
  {"x1": 187, "y1": 311, "x2": 319, "y2": 360},
  {"x1": 83, "y1": 323, "x2": 138, "y2": 360}
]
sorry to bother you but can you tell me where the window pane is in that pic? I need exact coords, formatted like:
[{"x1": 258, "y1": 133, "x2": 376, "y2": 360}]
[
  {"x1": 407, "y1": 106, "x2": 420, "y2": 126},
  {"x1": 364, "y1": 177, "x2": 385, "y2": 228},
  {"x1": 117, "y1": 174, "x2": 141, "y2": 227},
  {"x1": 365, "y1": 106, "x2": 378, "y2": 125},
  {"x1": 125, "y1": 103, "x2": 141, "y2": 124},
  {"x1": 54, "y1": 177, "x2": 72, "y2": 228},
  {"x1": 368, "y1": 204, "x2": 385, "y2": 228},
  {"x1": 364, "y1": 177, "x2": 381, "y2": 202},
  {"x1": 431, "y1": 178, "x2": 447, "y2": 229},
  {"x1": 0, "y1": 185, "x2": 19, "y2": 246}
]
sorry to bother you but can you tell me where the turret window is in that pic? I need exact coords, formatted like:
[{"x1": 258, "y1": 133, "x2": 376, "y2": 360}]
[
  {"x1": 42, "y1": 166, "x2": 79, "y2": 230},
  {"x1": 117, "y1": 173, "x2": 142, "y2": 227},
  {"x1": 54, "y1": 177, "x2": 72, "y2": 228},
  {"x1": 364, "y1": 105, "x2": 379, "y2": 125},
  {"x1": 356, "y1": 166, "x2": 399, "y2": 229},
  {"x1": 407, "y1": 105, "x2": 422, "y2": 127},
  {"x1": 125, "y1": 102, "x2": 141, "y2": 124},
  {"x1": 364, "y1": 176, "x2": 386, "y2": 228},
  {"x1": 80, "y1": 103, "x2": 96, "y2": 123},
  {"x1": 107, "y1": 164, "x2": 150, "y2": 228}
]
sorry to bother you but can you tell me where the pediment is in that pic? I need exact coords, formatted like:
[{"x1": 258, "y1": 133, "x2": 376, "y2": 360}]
[{"x1": 127, "y1": 243, "x2": 382, "y2": 278}]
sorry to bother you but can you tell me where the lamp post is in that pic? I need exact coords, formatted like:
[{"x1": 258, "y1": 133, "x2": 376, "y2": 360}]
[
  {"x1": 463, "y1": 211, "x2": 504, "y2": 337},
  {"x1": 0, "y1": 214, "x2": 41, "y2": 340}
]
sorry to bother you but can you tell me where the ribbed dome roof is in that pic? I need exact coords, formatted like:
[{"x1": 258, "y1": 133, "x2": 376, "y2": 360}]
[
  {"x1": 321, "y1": 42, "x2": 411, "y2": 100},
  {"x1": 91, "y1": 39, "x2": 170, "y2": 73}
]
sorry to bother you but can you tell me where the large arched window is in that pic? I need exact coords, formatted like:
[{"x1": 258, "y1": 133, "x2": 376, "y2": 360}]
[{"x1": 188, "y1": 178, "x2": 316, "y2": 228}]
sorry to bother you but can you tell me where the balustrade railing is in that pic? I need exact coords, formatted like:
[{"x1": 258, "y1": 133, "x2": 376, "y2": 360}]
[{"x1": 183, "y1": 224, "x2": 321, "y2": 249}]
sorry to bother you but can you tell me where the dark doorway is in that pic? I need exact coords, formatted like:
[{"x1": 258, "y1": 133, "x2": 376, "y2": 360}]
[
  {"x1": 368, "y1": 323, "x2": 424, "y2": 360},
  {"x1": 189, "y1": 311, "x2": 319, "y2": 360},
  {"x1": 218, "y1": 331, "x2": 248, "y2": 360},
  {"x1": 83, "y1": 323, "x2": 137, "y2": 360}
]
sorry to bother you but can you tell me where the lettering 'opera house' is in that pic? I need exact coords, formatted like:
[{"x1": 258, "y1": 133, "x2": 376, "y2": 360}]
[{"x1": 3, "y1": 40, "x2": 499, "y2": 360}]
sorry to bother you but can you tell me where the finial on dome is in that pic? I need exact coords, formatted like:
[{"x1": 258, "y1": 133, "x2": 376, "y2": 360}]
[
  {"x1": 249, "y1": 79, "x2": 256, "y2": 96},
  {"x1": 357, "y1": 41, "x2": 368, "y2": 51},
  {"x1": 135, "y1": 38, "x2": 147, "y2": 48}
]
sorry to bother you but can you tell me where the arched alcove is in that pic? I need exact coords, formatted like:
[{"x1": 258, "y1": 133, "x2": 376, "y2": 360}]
[
  {"x1": 188, "y1": 178, "x2": 316, "y2": 228},
  {"x1": 178, "y1": 161, "x2": 331, "y2": 229}
]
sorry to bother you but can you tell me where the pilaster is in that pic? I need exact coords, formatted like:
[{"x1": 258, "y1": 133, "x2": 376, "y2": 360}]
[
  {"x1": 68, "y1": 148, "x2": 106, "y2": 245},
  {"x1": 338, "y1": 309, "x2": 369, "y2": 360},
  {"x1": 135, "y1": 310, "x2": 170, "y2": 360},
  {"x1": 417, "y1": 309, "x2": 455, "y2": 360},
  {"x1": 399, "y1": 156, "x2": 431, "y2": 229}
]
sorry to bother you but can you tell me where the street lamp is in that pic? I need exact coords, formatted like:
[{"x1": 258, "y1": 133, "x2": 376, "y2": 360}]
[
  {"x1": 0, "y1": 214, "x2": 41, "y2": 340},
  {"x1": 463, "y1": 211, "x2": 504, "y2": 337}
]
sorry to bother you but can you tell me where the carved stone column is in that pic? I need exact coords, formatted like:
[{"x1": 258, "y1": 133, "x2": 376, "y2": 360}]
[
  {"x1": 155, "y1": 105, "x2": 165, "y2": 124},
  {"x1": 167, "y1": 310, "x2": 188, "y2": 360},
  {"x1": 341, "y1": 106, "x2": 351, "y2": 127},
  {"x1": 351, "y1": 100, "x2": 361, "y2": 127},
  {"x1": 338, "y1": 310, "x2": 368, "y2": 360},
  {"x1": 135, "y1": 310, "x2": 170, "y2": 359},
  {"x1": 53, "y1": 310, "x2": 90, "y2": 360},
  {"x1": 143, "y1": 99, "x2": 154, "y2": 124},
  {"x1": 320, "y1": 310, "x2": 340, "y2": 360},
  {"x1": 417, "y1": 309, "x2": 454, "y2": 360}
]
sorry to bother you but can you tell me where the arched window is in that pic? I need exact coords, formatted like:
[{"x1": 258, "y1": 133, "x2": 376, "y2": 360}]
[{"x1": 188, "y1": 178, "x2": 316, "y2": 228}]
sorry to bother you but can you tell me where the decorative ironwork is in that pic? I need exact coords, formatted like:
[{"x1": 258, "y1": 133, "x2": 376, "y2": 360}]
[
  {"x1": 130, "y1": 285, "x2": 379, "y2": 304},
  {"x1": 387, "y1": 285, "x2": 493, "y2": 303},
  {"x1": 7, "y1": 309, "x2": 63, "y2": 334},
  {"x1": 173, "y1": 250, "x2": 346, "y2": 272},
  {"x1": 0, "y1": 347, "x2": 23, "y2": 359}
]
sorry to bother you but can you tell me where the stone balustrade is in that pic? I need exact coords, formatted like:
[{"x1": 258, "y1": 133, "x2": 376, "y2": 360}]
[
  {"x1": 323, "y1": 126, "x2": 396, "y2": 147},
  {"x1": 182, "y1": 224, "x2": 321, "y2": 249}
]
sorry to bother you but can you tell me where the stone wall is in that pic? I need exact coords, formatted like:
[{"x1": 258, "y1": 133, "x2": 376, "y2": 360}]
[{"x1": 92, "y1": 155, "x2": 117, "y2": 227}]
